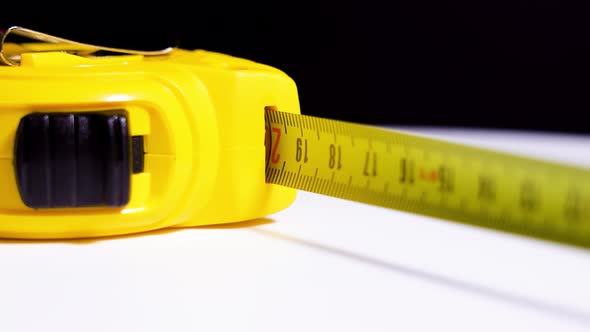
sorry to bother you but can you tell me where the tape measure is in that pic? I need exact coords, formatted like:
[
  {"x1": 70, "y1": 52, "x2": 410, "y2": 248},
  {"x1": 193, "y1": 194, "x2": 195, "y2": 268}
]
[
  {"x1": 1, "y1": 25, "x2": 589, "y2": 243},
  {"x1": 264, "y1": 108, "x2": 590, "y2": 248}
]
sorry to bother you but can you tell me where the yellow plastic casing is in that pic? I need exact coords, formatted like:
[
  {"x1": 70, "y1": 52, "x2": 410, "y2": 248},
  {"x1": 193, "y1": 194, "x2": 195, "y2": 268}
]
[{"x1": 0, "y1": 44, "x2": 299, "y2": 239}]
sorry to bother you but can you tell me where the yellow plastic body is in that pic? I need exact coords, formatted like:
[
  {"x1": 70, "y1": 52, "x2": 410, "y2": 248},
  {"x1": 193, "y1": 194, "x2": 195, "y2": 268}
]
[{"x1": 0, "y1": 44, "x2": 299, "y2": 239}]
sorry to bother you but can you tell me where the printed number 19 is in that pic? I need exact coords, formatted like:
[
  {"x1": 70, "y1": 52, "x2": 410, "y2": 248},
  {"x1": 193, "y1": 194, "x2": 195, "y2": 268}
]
[{"x1": 296, "y1": 138, "x2": 309, "y2": 163}]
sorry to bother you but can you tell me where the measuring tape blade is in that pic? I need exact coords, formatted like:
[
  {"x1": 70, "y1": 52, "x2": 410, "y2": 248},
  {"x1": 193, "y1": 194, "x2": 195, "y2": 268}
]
[{"x1": 264, "y1": 109, "x2": 590, "y2": 248}]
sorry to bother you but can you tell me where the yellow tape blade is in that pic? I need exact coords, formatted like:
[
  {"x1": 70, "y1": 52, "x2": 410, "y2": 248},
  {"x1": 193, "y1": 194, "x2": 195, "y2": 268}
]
[{"x1": 264, "y1": 109, "x2": 590, "y2": 249}]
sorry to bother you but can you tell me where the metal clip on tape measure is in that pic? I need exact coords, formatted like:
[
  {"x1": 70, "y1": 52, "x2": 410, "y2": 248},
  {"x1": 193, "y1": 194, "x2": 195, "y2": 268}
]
[{"x1": 1, "y1": 27, "x2": 589, "y2": 248}]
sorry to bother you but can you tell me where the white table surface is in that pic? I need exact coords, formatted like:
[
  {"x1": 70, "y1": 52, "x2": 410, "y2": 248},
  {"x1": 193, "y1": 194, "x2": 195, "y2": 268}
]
[{"x1": 1, "y1": 127, "x2": 590, "y2": 332}]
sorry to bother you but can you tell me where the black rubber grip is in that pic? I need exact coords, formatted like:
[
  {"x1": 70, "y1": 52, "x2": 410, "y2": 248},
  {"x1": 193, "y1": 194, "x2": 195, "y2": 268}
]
[{"x1": 14, "y1": 112, "x2": 131, "y2": 208}]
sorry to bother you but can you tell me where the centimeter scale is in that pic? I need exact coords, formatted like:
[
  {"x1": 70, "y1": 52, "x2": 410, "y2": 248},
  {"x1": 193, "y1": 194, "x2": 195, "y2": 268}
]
[{"x1": 264, "y1": 107, "x2": 590, "y2": 248}]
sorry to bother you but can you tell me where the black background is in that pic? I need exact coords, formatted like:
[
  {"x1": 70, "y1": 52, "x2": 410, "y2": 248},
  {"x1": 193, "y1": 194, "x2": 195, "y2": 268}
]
[{"x1": 3, "y1": 2, "x2": 590, "y2": 134}]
